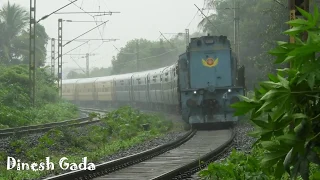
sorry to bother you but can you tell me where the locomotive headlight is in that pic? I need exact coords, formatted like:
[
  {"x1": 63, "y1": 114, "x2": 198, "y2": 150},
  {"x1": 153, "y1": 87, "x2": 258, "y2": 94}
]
[
  {"x1": 194, "y1": 91, "x2": 197, "y2": 94},
  {"x1": 228, "y1": 89, "x2": 232, "y2": 93}
]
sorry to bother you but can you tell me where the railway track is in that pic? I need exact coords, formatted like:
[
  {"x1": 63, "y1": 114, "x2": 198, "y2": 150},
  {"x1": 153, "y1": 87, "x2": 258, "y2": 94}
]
[
  {"x1": 45, "y1": 129, "x2": 234, "y2": 180},
  {"x1": 0, "y1": 110, "x2": 101, "y2": 138},
  {"x1": 0, "y1": 106, "x2": 167, "y2": 138}
]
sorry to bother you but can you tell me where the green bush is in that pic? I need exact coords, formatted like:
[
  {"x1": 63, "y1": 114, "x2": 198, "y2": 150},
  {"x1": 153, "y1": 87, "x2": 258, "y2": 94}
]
[
  {"x1": 0, "y1": 106, "x2": 175, "y2": 179},
  {"x1": 201, "y1": 6, "x2": 320, "y2": 180},
  {"x1": 0, "y1": 65, "x2": 79, "y2": 127}
]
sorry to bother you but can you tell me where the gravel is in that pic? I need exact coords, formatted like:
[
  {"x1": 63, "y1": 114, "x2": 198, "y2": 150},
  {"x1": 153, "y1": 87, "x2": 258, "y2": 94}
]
[
  {"x1": 0, "y1": 112, "x2": 187, "y2": 179},
  {"x1": 97, "y1": 131, "x2": 187, "y2": 163},
  {"x1": 0, "y1": 110, "x2": 254, "y2": 180}
]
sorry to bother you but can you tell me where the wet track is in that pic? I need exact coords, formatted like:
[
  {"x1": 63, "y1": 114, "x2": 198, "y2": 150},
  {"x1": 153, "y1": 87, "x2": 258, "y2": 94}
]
[{"x1": 93, "y1": 130, "x2": 232, "y2": 180}]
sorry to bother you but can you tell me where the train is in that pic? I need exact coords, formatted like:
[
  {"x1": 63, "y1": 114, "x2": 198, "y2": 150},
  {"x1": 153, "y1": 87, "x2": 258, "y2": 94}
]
[{"x1": 62, "y1": 35, "x2": 245, "y2": 128}]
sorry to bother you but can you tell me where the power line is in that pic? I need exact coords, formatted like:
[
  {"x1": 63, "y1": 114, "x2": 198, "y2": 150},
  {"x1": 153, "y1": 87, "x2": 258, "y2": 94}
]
[
  {"x1": 113, "y1": 45, "x2": 184, "y2": 67},
  {"x1": 54, "y1": 11, "x2": 120, "y2": 14},
  {"x1": 63, "y1": 20, "x2": 106, "y2": 22},
  {"x1": 51, "y1": 38, "x2": 119, "y2": 42},
  {"x1": 67, "y1": 0, "x2": 109, "y2": 42},
  {"x1": 69, "y1": 56, "x2": 86, "y2": 74},
  {"x1": 37, "y1": 0, "x2": 79, "y2": 23},
  {"x1": 186, "y1": 10, "x2": 199, "y2": 29},
  {"x1": 194, "y1": 4, "x2": 221, "y2": 34},
  {"x1": 112, "y1": 36, "x2": 163, "y2": 55},
  {"x1": 159, "y1": 31, "x2": 175, "y2": 48},
  {"x1": 56, "y1": 40, "x2": 90, "y2": 60},
  {"x1": 63, "y1": 21, "x2": 108, "y2": 47}
]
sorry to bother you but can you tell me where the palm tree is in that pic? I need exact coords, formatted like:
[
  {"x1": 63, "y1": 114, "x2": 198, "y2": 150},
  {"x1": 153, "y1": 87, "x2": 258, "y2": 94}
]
[
  {"x1": 0, "y1": 2, "x2": 28, "y2": 64},
  {"x1": 0, "y1": 2, "x2": 49, "y2": 66}
]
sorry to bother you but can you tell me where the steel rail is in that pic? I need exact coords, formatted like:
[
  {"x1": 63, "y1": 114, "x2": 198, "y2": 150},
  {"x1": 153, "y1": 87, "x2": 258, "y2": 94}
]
[
  {"x1": 45, "y1": 129, "x2": 196, "y2": 180},
  {"x1": 0, "y1": 110, "x2": 102, "y2": 138},
  {"x1": 152, "y1": 129, "x2": 235, "y2": 180},
  {"x1": 43, "y1": 108, "x2": 234, "y2": 180}
]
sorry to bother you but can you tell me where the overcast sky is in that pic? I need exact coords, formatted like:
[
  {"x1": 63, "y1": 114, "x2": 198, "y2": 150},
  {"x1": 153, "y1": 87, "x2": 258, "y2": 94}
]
[{"x1": 3, "y1": 0, "x2": 209, "y2": 74}]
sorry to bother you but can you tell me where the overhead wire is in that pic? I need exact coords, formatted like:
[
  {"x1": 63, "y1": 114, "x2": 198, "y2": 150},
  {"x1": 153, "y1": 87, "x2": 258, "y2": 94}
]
[
  {"x1": 68, "y1": 0, "x2": 105, "y2": 41},
  {"x1": 69, "y1": 56, "x2": 87, "y2": 74},
  {"x1": 112, "y1": 45, "x2": 185, "y2": 67},
  {"x1": 112, "y1": 35, "x2": 163, "y2": 55}
]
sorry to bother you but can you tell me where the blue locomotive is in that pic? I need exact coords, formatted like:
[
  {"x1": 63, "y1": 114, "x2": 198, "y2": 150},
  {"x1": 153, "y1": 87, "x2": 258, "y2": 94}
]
[
  {"x1": 62, "y1": 35, "x2": 245, "y2": 128},
  {"x1": 178, "y1": 35, "x2": 245, "y2": 128}
]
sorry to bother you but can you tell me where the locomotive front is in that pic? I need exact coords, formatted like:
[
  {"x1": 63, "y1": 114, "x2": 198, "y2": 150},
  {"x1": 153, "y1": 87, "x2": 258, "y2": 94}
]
[{"x1": 178, "y1": 35, "x2": 245, "y2": 129}]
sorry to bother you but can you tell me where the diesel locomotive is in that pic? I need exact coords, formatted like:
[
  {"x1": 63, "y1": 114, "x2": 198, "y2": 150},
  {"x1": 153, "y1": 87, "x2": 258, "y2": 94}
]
[{"x1": 62, "y1": 35, "x2": 245, "y2": 127}]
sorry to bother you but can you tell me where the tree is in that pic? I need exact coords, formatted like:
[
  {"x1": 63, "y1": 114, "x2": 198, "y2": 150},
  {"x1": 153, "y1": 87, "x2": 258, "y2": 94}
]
[
  {"x1": 0, "y1": 2, "x2": 48, "y2": 66},
  {"x1": 111, "y1": 32, "x2": 203, "y2": 75},
  {"x1": 232, "y1": 7, "x2": 320, "y2": 179},
  {"x1": 198, "y1": 0, "x2": 288, "y2": 89},
  {"x1": 66, "y1": 67, "x2": 112, "y2": 79},
  {"x1": 0, "y1": 2, "x2": 28, "y2": 64}
]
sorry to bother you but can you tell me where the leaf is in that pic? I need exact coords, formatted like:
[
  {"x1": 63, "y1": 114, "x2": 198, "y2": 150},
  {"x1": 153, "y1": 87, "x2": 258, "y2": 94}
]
[
  {"x1": 283, "y1": 56, "x2": 295, "y2": 63},
  {"x1": 268, "y1": 74, "x2": 279, "y2": 82},
  {"x1": 307, "y1": 73, "x2": 315, "y2": 90},
  {"x1": 251, "y1": 119, "x2": 271, "y2": 129},
  {"x1": 259, "y1": 81, "x2": 282, "y2": 89},
  {"x1": 283, "y1": 148, "x2": 293, "y2": 174},
  {"x1": 269, "y1": 46, "x2": 288, "y2": 55},
  {"x1": 274, "y1": 55, "x2": 287, "y2": 64},
  {"x1": 292, "y1": 158, "x2": 301, "y2": 179},
  {"x1": 297, "y1": 73, "x2": 308, "y2": 84},
  {"x1": 257, "y1": 100, "x2": 278, "y2": 113},
  {"x1": 286, "y1": 18, "x2": 310, "y2": 26},
  {"x1": 288, "y1": 44, "x2": 320, "y2": 57},
  {"x1": 277, "y1": 134, "x2": 298, "y2": 146},
  {"x1": 284, "y1": 26, "x2": 307, "y2": 36},
  {"x1": 238, "y1": 95, "x2": 255, "y2": 103},
  {"x1": 277, "y1": 74, "x2": 289, "y2": 89},
  {"x1": 311, "y1": 172, "x2": 320, "y2": 179},
  {"x1": 261, "y1": 141, "x2": 289, "y2": 152},
  {"x1": 247, "y1": 130, "x2": 261, "y2": 138},
  {"x1": 307, "y1": 150, "x2": 320, "y2": 165},
  {"x1": 261, "y1": 151, "x2": 287, "y2": 168},
  {"x1": 299, "y1": 159, "x2": 309, "y2": 180},
  {"x1": 274, "y1": 160, "x2": 285, "y2": 179},
  {"x1": 296, "y1": 6, "x2": 312, "y2": 21},
  {"x1": 231, "y1": 101, "x2": 258, "y2": 116},
  {"x1": 276, "y1": 41, "x2": 287, "y2": 46},
  {"x1": 260, "y1": 89, "x2": 279, "y2": 101},
  {"x1": 260, "y1": 130, "x2": 273, "y2": 141},
  {"x1": 292, "y1": 113, "x2": 308, "y2": 120}
]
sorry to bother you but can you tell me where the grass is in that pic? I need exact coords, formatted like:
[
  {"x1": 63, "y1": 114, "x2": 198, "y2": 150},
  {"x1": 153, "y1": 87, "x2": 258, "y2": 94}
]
[{"x1": 0, "y1": 106, "x2": 184, "y2": 180}]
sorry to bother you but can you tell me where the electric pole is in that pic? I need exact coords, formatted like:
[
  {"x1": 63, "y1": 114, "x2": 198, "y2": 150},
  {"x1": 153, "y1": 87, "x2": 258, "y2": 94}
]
[
  {"x1": 51, "y1": 38, "x2": 55, "y2": 76},
  {"x1": 29, "y1": 0, "x2": 36, "y2": 107},
  {"x1": 58, "y1": 19, "x2": 63, "y2": 98},
  {"x1": 185, "y1": 29, "x2": 189, "y2": 47},
  {"x1": 86, "y1": 53, "x2": 89, "y2": 77},
  {"x1": 136, "y1": 40, "x2": 140, "y2": 72},
  {"x1": 234, "y1": 0, "x2": 240, "y2": 66}
]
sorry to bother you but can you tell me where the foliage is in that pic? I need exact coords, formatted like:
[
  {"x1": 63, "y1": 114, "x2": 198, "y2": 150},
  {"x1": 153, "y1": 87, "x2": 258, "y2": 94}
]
[
  {"x1": 199, "y1": 145, "x2": 320, "y2": 180},
  {"x1": 230, "y1": 7, "x2": 320, "y2": 179},
  {"x1": 199, "y1": 148, "x2": 269, "y2": 180},
  {"x1": 111, "y1": 32, "x2": 205, "y2": 75},
  {"x1": 0, "y1": 2, "x2": 49, "y2": 66},
  {"x1": 0, "y1": 64, "x2": 78, "y2": 127},
  {"x1": 0, "y1": 106, "x2": 179, "y2": 179},
  {"x1": 199, "y1": 0, "x2": 289, "y2": 89}
]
